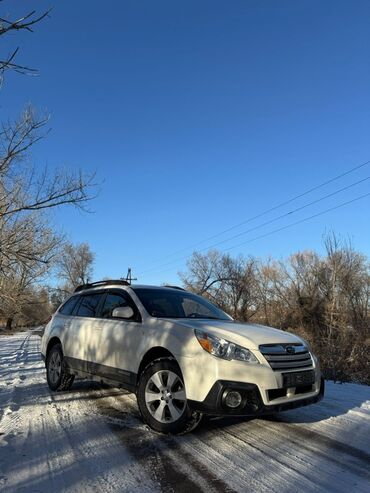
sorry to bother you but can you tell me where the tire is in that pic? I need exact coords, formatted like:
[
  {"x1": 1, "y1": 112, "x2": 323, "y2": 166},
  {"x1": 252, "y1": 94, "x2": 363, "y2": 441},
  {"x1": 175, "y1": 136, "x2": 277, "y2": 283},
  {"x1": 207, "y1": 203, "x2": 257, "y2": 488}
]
[
  {"x1": 46, "y1": 343, "x2": 75, "y2": 391},
  {"x1": 137, "y1": 358, "x2": 202, "y2": 434}
]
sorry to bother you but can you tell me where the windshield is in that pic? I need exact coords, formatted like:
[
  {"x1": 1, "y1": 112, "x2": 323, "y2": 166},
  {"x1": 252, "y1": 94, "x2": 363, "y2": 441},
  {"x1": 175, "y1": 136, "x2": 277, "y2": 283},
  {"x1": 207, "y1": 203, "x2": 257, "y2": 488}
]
[{"x1": 132, "y1": 288, "x2": 231, "y2": 320}]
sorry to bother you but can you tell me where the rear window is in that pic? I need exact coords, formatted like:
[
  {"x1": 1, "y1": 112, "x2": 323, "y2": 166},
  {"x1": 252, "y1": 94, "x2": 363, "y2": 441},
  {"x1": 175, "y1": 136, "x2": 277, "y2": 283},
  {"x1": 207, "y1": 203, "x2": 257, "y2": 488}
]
[
  {"x1": 76, "y1": 293, "x2": 103, "y2": 318},
  {"x1": 59, "y1": 296, "x2": 79, "y2": 316}
]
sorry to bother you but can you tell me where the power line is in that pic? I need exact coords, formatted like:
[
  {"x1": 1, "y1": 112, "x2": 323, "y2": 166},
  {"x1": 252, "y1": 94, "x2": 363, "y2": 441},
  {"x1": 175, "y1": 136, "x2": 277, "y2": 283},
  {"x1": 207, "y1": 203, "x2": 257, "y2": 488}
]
[
  {"x1": 180, "y1": 176, "x2": 370, "y2": 254},
  {"x1": 147, "y1": 191, "x2": 370, "y2": 278},
  {"x1": 139, "y1": 175, "x2": 369, "y2": 275},
  {"x1": 145, "y1": 158, "x2": 370, "y2": 267},
  {"x1": 223, "y1": 191, "x2": 370, "y2": 253}
]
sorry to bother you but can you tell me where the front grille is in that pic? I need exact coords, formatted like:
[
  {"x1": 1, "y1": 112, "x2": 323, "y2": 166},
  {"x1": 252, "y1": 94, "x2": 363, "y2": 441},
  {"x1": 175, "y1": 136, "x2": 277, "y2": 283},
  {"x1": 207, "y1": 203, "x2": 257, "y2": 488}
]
[{"x1": 259, "y1": 343, "x2": 313, "y2": 371}]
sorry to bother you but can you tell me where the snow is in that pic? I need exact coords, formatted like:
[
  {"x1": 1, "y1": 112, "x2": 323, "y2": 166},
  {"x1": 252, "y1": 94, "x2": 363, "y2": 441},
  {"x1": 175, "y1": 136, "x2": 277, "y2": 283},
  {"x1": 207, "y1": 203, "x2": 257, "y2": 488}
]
[{"x1": 0, "y1": 332, "x2": 369, "y2": 493}]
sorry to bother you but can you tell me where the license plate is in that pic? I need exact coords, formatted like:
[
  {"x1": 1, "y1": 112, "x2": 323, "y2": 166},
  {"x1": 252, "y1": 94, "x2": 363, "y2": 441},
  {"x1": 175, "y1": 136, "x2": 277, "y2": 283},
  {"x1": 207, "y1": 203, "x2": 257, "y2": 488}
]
[{"x1": 282, "y1": 370, "x2": 315, "y2": 388}]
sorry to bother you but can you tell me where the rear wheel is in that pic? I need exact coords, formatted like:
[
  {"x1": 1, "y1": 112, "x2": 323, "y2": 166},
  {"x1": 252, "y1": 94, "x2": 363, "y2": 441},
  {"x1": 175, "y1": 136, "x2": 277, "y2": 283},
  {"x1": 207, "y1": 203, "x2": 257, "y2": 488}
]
[
  {"x1": 137, "y1": 358, "x2": 202, "y2": 434},
  {"x1": 46, "y1": 344, "x2": 74, "y2": 391}
]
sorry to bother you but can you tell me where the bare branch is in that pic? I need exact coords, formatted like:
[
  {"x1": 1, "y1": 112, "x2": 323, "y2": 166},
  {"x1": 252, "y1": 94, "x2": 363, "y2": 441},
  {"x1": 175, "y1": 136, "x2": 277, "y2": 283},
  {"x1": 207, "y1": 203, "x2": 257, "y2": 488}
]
[
  {"x1": 0, "y1": 50, "x2": 37, "y2": 78},
  {"x1": 0, "y1": 8, "x2": 52, "y2": 82},
  {"x1": 0, "y1": 9, "x2": 52, "y2": 36},
  {"x1": 0, "y1": 107, "x2": 98, "y2": 218}
]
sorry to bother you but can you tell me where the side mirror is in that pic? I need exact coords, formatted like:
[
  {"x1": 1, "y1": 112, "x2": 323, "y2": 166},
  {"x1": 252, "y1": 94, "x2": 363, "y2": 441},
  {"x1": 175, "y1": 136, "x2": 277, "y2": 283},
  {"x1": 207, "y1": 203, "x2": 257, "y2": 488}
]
[{"x1": 112, "y1": 306, "x2": 134, "y2": 319}]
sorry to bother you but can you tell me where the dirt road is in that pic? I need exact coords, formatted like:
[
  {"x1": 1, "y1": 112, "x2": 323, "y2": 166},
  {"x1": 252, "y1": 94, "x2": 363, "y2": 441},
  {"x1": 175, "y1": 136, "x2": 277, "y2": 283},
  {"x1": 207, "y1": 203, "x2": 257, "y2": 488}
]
[{"x1": 1, "y1": 332, "x2": 369, "y2": 493}]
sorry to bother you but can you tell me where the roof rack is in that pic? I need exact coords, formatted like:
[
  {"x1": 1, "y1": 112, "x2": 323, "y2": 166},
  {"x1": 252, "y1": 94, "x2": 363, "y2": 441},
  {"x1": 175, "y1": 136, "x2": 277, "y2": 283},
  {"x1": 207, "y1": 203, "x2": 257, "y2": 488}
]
[
  {"x1": 74, "y1": 279, "x2": 130, "y2": 293},
  {"x1": 163, "y1": 285, "x2": 186, "y2": 291}
]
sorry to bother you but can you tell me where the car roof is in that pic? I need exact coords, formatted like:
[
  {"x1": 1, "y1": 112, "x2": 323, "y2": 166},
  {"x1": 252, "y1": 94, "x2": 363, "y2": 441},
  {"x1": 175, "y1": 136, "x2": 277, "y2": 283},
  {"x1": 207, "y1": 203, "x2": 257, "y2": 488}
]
[
  {"x1": 71, "y1": 283, "x2": 186, "y2": 295},
  {"x1": 130, "y1": 284, "x2": 185, "y2": 290}
]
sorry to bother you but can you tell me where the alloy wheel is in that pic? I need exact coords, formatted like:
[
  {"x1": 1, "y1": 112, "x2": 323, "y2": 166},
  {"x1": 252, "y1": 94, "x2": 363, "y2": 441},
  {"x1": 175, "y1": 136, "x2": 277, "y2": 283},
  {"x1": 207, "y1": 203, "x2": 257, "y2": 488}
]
[{"x1": 144, "y1": 370, "x2": 186, "y2": 423}]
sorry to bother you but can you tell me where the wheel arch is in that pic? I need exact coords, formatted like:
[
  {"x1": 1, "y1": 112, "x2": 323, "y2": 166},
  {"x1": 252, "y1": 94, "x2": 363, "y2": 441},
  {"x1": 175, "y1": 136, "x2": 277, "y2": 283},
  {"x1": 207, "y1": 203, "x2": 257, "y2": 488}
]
[
  {"x1": 46, "y1": 337, "x2": 62, "y2": 357},
  {"x1": 137, "y1": 346, "x2": 178, "y2": 381}
]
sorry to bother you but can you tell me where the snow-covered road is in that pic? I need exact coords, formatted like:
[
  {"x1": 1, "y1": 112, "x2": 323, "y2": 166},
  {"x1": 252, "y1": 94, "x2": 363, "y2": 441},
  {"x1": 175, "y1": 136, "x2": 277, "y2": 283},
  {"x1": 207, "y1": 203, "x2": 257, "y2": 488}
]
[{"x1": 0, "y1": 332, "x2": 369, "y2": 493}]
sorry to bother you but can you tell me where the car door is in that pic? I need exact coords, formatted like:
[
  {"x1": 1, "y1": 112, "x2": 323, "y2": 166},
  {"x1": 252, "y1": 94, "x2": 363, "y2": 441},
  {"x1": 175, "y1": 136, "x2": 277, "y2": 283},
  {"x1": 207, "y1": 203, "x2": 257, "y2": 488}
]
[
  {"x1": 93, "y1": 289, "x2": 143, "y2": 386},
  {"x1": 64, "y1": 291, "x2": 105, "y2": 373}
]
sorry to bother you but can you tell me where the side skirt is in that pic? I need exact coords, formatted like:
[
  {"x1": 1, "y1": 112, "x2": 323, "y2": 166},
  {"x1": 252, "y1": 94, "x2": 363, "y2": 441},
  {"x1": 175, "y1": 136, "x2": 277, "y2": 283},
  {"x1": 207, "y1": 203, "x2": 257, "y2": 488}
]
[{"x1": 64, "y1": 356, "x2": 137, "y2": 393}]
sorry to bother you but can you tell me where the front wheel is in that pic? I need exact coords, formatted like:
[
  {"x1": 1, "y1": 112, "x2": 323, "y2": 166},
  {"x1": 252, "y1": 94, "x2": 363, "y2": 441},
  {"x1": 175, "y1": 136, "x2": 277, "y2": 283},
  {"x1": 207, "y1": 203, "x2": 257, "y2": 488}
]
[{"x1": 137, "y1": 358, "x2": 202, "y2": 434}]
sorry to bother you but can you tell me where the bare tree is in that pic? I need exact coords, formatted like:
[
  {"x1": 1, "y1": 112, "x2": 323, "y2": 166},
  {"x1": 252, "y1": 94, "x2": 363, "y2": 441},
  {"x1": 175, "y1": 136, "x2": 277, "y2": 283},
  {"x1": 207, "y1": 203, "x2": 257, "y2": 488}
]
[
  {"x1": 20, "y1": 286, "x2": 53, "y2": 327},
  {"x1": 180, "y1": 251, "x2": 226, "y2": 295},
  {"x1": 180, "y1": 250, "x2": 257, "y2": 319},
  {"x1": 0, "y1": 4, "x2": 97, "y2": 221},
  {"x1": 57, "y1": 242, "x2": 95, "y2": 293},
  {"x1": 254, "y1": 259, "x2": 286, "y2": 327},
  {"x1": 0, "y1": 279, "x2": 53, "y2": 330},
  {"x1": 0, "y1": 3, "x2": 98, "y2": 329},
  {"x1": 0, "y1": 212, "x2": 60, "y2": 329}
]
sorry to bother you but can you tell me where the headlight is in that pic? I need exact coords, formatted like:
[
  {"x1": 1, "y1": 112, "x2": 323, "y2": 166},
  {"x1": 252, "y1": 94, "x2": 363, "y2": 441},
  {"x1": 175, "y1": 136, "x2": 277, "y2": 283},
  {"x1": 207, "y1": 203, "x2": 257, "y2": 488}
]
[{"x1": 195, "y1": 330, "x2": 259, "y2": 364}]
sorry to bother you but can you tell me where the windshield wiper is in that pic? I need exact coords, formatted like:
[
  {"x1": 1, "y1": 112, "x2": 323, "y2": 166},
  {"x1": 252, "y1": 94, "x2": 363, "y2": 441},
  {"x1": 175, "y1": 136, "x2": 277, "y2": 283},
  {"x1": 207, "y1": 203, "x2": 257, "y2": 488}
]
[{"x1": 185, "y1": 315, "x2": 222, "y2": 320}]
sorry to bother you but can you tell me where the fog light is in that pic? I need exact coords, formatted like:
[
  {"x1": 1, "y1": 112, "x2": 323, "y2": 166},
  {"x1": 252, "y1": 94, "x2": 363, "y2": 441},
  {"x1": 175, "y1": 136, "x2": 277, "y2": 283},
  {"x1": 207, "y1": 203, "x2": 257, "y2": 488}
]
[{"x1": 224, "y1": 390, "x2": 242, "y2": 408}]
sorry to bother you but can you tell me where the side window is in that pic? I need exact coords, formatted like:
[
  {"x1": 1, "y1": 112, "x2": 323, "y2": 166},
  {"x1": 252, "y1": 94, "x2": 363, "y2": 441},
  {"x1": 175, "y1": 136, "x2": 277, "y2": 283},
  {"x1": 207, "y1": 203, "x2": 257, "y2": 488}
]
[
  {"x1": 59, "y1": 296, "x2": 79, "y2": 316},
  {"x1": 76, "y1": 294, "x2": 103, "y2": 318},
  {"x1": 101, "y1": 293, "x2": 132, "y2": 319}
]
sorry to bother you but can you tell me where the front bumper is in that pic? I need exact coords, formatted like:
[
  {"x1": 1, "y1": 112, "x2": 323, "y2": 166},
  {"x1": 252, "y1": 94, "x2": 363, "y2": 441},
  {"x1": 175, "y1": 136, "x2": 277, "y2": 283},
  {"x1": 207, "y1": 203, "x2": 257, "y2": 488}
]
[{"x1": 188, "y1": 377, "x2": 325, "y2": 416}]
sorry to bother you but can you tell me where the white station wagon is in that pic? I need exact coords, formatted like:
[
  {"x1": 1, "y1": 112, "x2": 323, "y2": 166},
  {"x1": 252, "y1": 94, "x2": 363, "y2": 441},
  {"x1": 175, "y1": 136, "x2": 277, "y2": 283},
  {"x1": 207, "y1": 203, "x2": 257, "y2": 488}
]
[{"x1": 41, "y1": 280, "x2": 324, "y2": 433}]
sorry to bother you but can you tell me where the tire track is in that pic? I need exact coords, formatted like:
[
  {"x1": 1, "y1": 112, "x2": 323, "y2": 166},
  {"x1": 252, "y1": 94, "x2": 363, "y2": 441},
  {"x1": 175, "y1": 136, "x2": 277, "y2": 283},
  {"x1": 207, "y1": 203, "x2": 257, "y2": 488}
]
[
  {"x1": 196, "y1": 416, "x2": 370, "y2": 492},
  {"x1": 256, "y1": 418, "x2": 370, "y2": 474},
  {"x1": 94, "y1": 395, "x2": 236, "y2": 493}
]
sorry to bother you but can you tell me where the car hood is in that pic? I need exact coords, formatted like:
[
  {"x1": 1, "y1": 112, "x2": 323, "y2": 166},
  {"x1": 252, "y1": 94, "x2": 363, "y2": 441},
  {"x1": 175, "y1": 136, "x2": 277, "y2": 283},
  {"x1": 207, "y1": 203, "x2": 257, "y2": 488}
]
[{"x1": 172, "y1": 319, "x2": 303, "y2": 350}]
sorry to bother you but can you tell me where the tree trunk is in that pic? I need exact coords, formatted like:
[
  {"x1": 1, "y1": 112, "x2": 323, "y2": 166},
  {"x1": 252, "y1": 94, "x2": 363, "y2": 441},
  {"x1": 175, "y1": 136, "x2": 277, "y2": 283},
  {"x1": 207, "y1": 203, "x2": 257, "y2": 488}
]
[{"x1": 6, "y1": 317, "x2": 13, "y2": 330}]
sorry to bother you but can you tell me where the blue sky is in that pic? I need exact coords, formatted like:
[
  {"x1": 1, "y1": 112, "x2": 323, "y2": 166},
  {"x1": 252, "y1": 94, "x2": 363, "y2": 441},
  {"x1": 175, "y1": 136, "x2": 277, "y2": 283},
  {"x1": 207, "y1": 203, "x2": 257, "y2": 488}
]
[{"x1": 3, "y1": 0, "x2": 370, "y2": 284}]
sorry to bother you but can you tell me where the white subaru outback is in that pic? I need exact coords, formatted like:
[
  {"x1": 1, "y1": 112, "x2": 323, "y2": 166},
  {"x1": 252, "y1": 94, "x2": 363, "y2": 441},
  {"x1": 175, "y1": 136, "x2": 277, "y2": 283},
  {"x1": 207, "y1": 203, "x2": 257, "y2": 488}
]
[{"x1": 41, "y1": 280, "x2": 324, "y2": 433}]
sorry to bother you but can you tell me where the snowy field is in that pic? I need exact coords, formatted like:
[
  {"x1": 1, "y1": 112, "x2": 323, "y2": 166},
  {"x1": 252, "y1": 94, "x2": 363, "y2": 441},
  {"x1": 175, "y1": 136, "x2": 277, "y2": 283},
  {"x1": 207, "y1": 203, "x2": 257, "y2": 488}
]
[{"x1": 0, "y1": 332, "x2": 369, "y2": 493}]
